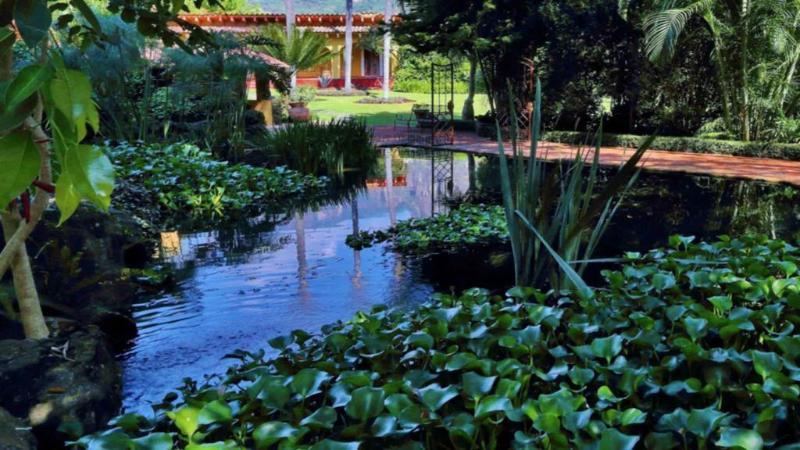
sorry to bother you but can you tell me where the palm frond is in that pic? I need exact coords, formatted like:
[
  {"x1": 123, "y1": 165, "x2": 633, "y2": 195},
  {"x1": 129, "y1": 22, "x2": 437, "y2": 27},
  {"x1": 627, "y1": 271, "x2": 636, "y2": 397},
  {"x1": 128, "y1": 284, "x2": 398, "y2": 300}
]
[{"x1": 644, "y1": 1, "x2": 709, "y2": 61}]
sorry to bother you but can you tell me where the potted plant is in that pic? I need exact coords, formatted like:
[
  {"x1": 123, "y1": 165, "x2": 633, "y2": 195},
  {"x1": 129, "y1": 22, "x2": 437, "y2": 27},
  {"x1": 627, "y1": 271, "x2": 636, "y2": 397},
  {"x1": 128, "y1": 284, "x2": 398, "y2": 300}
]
[{"x1": 288, "y1": 87, "x2": 316, "y2": 122}]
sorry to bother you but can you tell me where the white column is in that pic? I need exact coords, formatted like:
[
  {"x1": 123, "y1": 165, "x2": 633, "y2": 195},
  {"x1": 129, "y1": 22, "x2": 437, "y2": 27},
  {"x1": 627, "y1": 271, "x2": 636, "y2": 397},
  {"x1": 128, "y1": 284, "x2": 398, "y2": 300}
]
[
  {"x1": 383, "y1": 0, "x2": 392, "y2": 99},
  {"x1": 344, "y1": 0, "x2": 354, "y2": 92}
]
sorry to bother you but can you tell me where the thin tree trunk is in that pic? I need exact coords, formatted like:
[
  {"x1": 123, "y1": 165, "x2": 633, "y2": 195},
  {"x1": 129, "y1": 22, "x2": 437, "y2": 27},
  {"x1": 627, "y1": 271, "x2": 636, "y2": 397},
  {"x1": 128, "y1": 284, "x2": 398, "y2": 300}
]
[
  {"x1": 740, "y1": 0, "x2": 750, "y2": 141},
  {"x1": 285, "y1": 0, "x2": 296, "y2": 88},
  {"x1": 1, "y1": 214, "x2": 48, "y2": 339},
  {"x1": 344, "y1": 0, "x2": 354, "y2": 92},
  {"x1": 0, "y1": 39, "x2": 50, "y2": 339},
  {"x1": 462, "y1": 54, "x2": 477, "y2": 121},
  {"x1": 382, "y1": 0, "x2": 392, "y2": 100},
  {"x1": 710, "y1": 30, "x2": 735, "y2": 137}
]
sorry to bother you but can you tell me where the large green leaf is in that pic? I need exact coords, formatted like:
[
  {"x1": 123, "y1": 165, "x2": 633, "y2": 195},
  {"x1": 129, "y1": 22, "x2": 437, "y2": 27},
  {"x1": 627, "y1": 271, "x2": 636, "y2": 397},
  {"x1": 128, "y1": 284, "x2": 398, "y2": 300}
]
[
  {"x1": 716, "y1": 428, "x2": 764, "y2": 450},
  {"x1": 48, "y1": 69, "x2": 99, "y2": 141},
  {"x1": 132, "y1": 433, "x2": 173, "y2": 450},
  {"x1": 69, "y1": 0, "x2": 101, "y2": 32},
  {"x1": 5, "y1": 63, "x2": 51, "y2": 109},
  {"x1": 13, "y1": 0, "x2": 50, "y2": 47},
  {"x1": 345, "y1": 386, "x2": 385, "y2": 421},
  {"x1": 309, "y1": 440, "x2": 361, "y2": 450},
  {"x1": 462, "y1": 372, "x2": 497, "y2": 400},
  {"x1": 590, "y1": 335, "x2": 624, "y2": 362},
  {"x1": 197, "y1": 400, "x2": 232, "y2": 425},
  {"x1": 54, "y1": 168, "x2": 81, "y2": 225},
  {"x1": 253, "y1": 422, "x2": 299, "y2": 449},
  {"x1": 64, "y1": 144, "x2": 114, "y2": 212},
  {"x1": 300, "y1": 407, "x2": 337, "y2": 429},
  {"x1": 290, "y1": 368, "x2": 331, "y2": 398},
  {"x1": 417, "y1": 384, "x2": 458, "y2": 412},
  {"x1": 598, "y1": 428, "x2": 639, "y2": 450},
  {"x1": 0, "y1": 131, "x2": 39, "y2": 208},
  {"x1": 474, "y1": 395, "x2": 512, "y2": 419},
  {"x1": 0, "y1": 90, "x2": 37, "y2": 133},
  {"x1": 686, "y1": 406, "x2": 727, "y2": 438},
  {"x1": 166, "y1": 406, "x2": 200, "y2": 439}
]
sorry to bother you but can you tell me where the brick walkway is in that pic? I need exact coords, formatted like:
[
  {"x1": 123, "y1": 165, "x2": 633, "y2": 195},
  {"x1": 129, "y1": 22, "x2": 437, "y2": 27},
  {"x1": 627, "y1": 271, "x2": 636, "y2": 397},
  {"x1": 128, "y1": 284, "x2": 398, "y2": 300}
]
[{"x1": 371, "y1": 125, "x2": 800, "y2": 186}]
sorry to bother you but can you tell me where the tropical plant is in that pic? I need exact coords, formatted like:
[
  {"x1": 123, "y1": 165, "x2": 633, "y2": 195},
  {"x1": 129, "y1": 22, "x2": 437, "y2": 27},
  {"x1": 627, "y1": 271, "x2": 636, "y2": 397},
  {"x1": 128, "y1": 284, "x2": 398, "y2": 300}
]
[
  {"x1": 346, "y1": 204, "x2": 507, "y2": 252},
  {"x1": 257, "y1": 24, "x2": 334, "y2": 84},
  {"x1": 644, "y1": 0, "x2": 800, "y2": 141},
  {"x1": 259, "y1": 118, "x2": 377, "y2": 178},
  {"x1": 60, "y1": 15, "x2": 152, "y2": 141},
  {"x1": 78, "y1": 234, "x2": 800, "y2": 449},
  {"x1": 0, "y1": 0, "x2": 217, "y2": 339},
  {"x1": 108, "y1": 142, "x2": 326, "y2": 228},
  {"x1": 493, "y1": 81, "x2": 652, "y2": 295}
]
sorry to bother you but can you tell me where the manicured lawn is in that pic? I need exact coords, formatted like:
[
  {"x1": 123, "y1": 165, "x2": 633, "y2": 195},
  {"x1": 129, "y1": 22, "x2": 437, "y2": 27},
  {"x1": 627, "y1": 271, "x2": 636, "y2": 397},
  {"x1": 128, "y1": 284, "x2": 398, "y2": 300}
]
[{"x1": 307, "y1": 91, "x2": 490, "y2": 126}]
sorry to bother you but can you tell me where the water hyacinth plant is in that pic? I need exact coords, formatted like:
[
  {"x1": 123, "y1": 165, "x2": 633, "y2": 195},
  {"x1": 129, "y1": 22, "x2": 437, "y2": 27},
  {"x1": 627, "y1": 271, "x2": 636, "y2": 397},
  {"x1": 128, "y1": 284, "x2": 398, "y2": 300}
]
[
  {"x1": 346, "y1": 204, "x2": 507, "y2": 253},
  {"x1": 76, "y1": 234, "x2": 800, "y2": 449},
  {"x1": 494, "y1": 81, "x2": 654, "y2": 295},
  {"x1": 108, "y1": 142, "x2": 326, "y2": 227}
]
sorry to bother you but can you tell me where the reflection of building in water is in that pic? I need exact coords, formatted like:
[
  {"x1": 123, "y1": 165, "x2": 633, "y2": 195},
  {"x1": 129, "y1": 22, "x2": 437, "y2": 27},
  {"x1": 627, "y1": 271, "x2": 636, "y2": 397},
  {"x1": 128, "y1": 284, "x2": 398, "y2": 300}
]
[
  {"x1": 159, "y1": 231, "x2": 181, "y2": 258},
  {"x1": 365, "y1": 176, "x2": 407, "y2": 188}
]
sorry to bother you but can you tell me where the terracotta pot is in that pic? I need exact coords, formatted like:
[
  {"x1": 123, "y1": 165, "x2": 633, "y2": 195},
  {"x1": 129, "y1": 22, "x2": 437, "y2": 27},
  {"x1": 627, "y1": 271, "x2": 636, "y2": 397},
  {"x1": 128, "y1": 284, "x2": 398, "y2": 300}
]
[{"x1": 288, "y1": 101, "x2": 311, "y2": 122}]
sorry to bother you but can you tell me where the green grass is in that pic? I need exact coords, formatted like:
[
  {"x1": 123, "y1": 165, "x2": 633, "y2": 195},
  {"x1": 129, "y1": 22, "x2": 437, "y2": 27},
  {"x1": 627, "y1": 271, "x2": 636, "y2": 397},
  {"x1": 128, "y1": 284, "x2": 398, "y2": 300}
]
[{"x1": 306, "y1": 91, "x2": 490, "y2": 126}]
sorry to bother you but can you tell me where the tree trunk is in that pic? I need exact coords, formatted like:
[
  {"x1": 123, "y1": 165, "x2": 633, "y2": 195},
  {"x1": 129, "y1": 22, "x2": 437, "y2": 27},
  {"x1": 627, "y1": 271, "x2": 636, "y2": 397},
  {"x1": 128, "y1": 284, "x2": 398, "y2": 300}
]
[
  {"x1": 462, "y1": 54, "x2": 477, "y2": 121},
  {"x1": 1, "y1": 214, "x2": 48, "y2": 339},
  {"x1": 344, "y1": 0, "x2": 354, "y2": 92},
  {"x1": 382, "y1": 0, "x2": 392, "y2": 100},
  {"x1": 255, "y1": 70, "x2": 272, "y2": 100},
  {"x1": 740, "y1": 0, "x2": 750, "y2": 141},
  {"x1": 0, "y1": 38, "x2": 50, "y2": 339},
  {"x1": 285, "y1": 0, "x2": 296, "y2": 88}
]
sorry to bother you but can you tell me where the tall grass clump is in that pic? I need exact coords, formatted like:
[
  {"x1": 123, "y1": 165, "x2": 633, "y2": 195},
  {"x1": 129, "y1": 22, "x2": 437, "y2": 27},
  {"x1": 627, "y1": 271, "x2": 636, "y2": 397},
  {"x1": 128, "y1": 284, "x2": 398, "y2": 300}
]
[
  {"x1": 495, "y1": 81, "x2": 653, "y2": 295},
  {"x1": 261, "y1": 118, "x2": 377, "y2": 177}
]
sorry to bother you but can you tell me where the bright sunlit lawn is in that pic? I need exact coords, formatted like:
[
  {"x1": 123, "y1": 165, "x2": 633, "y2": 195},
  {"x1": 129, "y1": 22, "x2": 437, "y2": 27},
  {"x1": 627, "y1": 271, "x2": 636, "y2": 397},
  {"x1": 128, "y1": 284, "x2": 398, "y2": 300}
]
[{"x1": 307, "y1": 91, "x2": 490, "y2": 126}]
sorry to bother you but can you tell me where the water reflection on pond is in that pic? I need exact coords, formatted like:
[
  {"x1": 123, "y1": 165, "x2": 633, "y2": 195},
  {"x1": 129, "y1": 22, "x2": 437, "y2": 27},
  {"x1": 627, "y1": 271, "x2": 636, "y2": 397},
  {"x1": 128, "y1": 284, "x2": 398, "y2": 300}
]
[
  {"x1": 121, "y1": 148, "x2": 800, "y2": 413},
  {"x1": 121, "y1": 149, "x2": 471, "y2": 412}
]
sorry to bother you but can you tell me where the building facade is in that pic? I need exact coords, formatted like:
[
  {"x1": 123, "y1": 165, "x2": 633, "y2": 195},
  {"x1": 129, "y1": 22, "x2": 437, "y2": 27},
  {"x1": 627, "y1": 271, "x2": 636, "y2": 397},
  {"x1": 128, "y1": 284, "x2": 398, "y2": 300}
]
[{"x1": 179, "y1": 13, "x2": 399, "y2": 89}]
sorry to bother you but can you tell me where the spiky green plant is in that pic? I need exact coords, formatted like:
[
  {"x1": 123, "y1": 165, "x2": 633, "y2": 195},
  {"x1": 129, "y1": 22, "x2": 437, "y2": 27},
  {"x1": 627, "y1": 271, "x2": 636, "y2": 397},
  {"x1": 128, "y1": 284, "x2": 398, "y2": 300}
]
[
  {"x1": 495, "y1": 80, "x2": 653, "y2": 296},
  {"x1": 256, "y1": 24, "x2": 334, "y2": 78}
]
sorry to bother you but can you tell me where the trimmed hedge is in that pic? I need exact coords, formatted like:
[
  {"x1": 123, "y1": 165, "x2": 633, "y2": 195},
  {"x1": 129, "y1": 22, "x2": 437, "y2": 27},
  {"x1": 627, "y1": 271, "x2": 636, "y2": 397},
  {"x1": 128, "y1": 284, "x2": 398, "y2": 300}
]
[{"x1": 542, "y1": 131, "x2": 800, "y2": 161}]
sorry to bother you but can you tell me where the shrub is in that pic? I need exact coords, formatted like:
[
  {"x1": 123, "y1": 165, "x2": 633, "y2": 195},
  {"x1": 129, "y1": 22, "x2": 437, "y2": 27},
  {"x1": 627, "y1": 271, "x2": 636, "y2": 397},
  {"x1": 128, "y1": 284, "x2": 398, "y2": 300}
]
[
  {"x1": 291, "y1": 86, "x2": 318, "y2": 104},
  {"x1": 542, "y1": 131, "x2": 800, "y2": 161},
  {"x1": 259, "y1": 119, "x2": 377, "y2": 177},
  {"x1": 108, "y1": 142, "x2": 326, "y2": 227},
  {"x1": 78, "y1": 234, "x2": 800, "y2": 449}
]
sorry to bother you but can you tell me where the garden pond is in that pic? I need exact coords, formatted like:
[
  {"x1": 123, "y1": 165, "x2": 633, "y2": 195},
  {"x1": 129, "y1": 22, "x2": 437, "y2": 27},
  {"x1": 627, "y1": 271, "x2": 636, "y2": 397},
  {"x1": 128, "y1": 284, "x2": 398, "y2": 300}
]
[{"x1": 120, "y1": 148, "x2": 800, "y2": 413}]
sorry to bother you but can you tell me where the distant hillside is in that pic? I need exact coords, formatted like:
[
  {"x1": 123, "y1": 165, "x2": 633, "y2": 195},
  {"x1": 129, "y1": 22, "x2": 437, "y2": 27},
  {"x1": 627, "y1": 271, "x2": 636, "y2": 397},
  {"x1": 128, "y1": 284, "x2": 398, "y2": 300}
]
[{"x1": 251, "y1": 0, "x2": 397, "y2": 13}]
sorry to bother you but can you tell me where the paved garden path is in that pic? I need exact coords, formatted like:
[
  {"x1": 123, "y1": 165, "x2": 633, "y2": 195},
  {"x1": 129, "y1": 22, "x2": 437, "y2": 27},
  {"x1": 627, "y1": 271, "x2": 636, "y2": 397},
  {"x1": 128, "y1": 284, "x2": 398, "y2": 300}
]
[{"x1": 371, "y1": 125, "x2": 800, "y2": 186}]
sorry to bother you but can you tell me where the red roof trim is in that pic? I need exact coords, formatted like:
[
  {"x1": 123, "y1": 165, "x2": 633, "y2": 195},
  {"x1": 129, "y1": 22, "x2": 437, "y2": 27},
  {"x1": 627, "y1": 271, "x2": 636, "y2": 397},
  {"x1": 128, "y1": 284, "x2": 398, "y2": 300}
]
[{"x1": 178, "y1": 13, "x2": 401, "y2": 27}]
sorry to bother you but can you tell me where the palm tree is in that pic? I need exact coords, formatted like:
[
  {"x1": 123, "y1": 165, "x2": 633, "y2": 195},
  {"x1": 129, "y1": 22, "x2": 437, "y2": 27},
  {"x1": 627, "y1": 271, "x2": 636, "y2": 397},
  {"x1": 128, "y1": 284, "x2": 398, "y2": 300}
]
[
  {"x1": 344, "y1": 0, "x2": 354, "y2": 92},
  {"x1": 284, "y1": 0, "x2": 296, "y2": 86},
  {"x1": 258, "y1": 25, "x2": 334, "y2": 85},
  {"x1": 383, "y1": 0, "x2": 393, "y2": 99},
  {"x1": 644, "y1": 0, "x2": 800, "y2": 141}
]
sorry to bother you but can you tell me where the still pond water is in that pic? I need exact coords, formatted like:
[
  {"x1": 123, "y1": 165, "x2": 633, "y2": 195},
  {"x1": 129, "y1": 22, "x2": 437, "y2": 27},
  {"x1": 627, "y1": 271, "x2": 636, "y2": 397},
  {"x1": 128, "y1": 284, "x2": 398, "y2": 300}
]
[{"x1": 121, "y1": 148, "x2": 800, "y2": 413}]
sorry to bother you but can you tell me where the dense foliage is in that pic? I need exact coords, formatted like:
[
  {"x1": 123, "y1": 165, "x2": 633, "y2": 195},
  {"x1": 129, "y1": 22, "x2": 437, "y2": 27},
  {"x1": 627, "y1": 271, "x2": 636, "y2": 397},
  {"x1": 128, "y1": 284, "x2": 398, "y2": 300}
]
[
  {"x1": 108, "y1": 142, "x2": 326, "y2": 227},
  {"x1": 346, "y1": 204, "x2": 507, "y2": 253},
  {"x1": 396, "y1": 0, "x2": 799, "y2": 143},
  {"x1": 79, "y1": 234, "x2": 800, "y2": 449},
  {"x1": 257, "y1": 119, "x2": 377, "y2": 178},
  {"x1": 542, "y1": 132, "x2": 800, "y2": 161}
]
